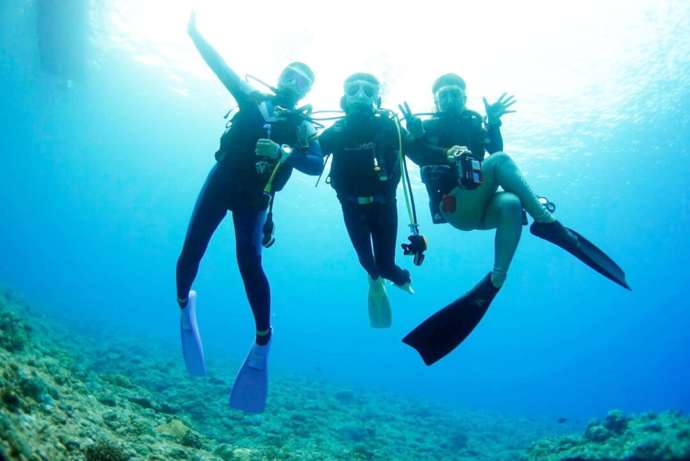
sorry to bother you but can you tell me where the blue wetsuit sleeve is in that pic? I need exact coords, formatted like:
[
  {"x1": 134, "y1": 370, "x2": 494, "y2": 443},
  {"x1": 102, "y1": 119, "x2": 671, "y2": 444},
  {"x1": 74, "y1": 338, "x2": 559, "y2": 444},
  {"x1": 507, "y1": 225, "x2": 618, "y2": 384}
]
[
  {"x1": 188, "y1": 25, "x2": 253, "y2": 107},
  {"x1": 286, "y1": 140, "x2": 323, "y2": 176},
  {"x1": 486, "y1": 123, "x2": 504, "y2": 154}
]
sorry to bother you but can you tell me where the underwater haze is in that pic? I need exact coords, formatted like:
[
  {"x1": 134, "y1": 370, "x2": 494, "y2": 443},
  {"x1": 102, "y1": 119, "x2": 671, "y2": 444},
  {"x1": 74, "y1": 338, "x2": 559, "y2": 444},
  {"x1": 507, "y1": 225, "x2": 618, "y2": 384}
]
[{"x1": 1, "y1": 0, "x2": 690, "y2": 458}]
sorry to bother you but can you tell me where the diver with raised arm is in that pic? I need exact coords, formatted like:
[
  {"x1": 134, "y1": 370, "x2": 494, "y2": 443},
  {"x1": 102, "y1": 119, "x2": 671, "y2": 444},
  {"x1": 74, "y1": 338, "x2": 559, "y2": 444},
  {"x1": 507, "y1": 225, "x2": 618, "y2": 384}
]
[
  {"x1": 176, "y1": 12, "x2": 322, "y2": 412},
  {"x1": 401, "y1": 73, "x2": 629, "y2": 365}
]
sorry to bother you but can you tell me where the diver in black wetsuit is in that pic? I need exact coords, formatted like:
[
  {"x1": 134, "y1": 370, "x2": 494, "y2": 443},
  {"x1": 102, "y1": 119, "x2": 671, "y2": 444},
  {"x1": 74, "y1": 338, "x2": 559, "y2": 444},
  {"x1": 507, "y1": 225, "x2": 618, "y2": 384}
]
[
  {"x1": 176, "y1": 13, "x2": 322, "y2": 401},
  {"x1": 401, "y1": 73, "x2": 630, "y2": 365},
  {"x1": 317, "y1": 73, "x2": 412, "y2": 329}
]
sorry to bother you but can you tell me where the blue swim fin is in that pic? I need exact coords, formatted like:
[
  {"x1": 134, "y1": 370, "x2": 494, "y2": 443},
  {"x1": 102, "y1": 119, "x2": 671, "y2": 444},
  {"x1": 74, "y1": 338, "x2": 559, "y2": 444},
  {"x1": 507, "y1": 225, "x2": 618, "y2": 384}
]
[
  {"x1": 229, "y1": 341, "x2": 271, "y2": 414},
  {"x1": 180, "y1": 291, "x2": 207, "y2": 377}
]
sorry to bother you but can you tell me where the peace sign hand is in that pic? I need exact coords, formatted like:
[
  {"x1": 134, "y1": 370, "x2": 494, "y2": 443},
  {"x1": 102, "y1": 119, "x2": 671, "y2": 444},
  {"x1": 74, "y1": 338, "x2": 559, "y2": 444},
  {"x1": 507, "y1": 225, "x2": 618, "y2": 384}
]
[
  {"x1": 399, "y1": 102, "x2": 424, "y2": 139},
  {"x1": 483, "y1": 93, "x2": 516, "y2": 125}
]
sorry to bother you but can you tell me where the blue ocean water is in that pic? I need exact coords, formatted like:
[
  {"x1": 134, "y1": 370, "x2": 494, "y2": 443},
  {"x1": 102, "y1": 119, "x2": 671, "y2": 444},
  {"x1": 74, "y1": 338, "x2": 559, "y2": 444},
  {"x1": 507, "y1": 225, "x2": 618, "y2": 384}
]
[{"x1": 1, "y1": 0, "x2": 689, "y2": 428}]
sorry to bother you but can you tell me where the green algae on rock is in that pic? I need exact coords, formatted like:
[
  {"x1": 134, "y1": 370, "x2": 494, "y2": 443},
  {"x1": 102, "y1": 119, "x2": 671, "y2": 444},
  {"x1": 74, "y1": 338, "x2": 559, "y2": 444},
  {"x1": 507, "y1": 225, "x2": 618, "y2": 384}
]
[{"x1": 83, "y1": 441, "x2": 131, "y2": 461}]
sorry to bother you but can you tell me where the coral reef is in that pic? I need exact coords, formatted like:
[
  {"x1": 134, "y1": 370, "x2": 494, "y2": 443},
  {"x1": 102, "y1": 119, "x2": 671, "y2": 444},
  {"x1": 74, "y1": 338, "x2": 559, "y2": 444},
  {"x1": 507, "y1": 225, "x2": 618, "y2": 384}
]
[
  {"x1": 2, "y1": 287, "x2": 688, "y2": 460},
  {"x1": 527, "y1": 409, "x2": 690, "y2": 461}
]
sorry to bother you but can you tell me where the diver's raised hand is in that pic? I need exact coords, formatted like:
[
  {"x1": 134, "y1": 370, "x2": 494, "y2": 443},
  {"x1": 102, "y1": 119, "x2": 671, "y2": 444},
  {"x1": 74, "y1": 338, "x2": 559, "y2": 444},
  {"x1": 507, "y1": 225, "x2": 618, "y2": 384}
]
[
  {"x1": 399, "y1": 102, "x2": 424, "y2": 139},
  {"x1": 256, "y1": 139, "x2": 289, "y2": 161},
  {"x1": 483, "y1": 93, "x2": 516, "y2": 125},
  {"x1": 187, "y1": 11, "x2": 198, "y2": 36}
]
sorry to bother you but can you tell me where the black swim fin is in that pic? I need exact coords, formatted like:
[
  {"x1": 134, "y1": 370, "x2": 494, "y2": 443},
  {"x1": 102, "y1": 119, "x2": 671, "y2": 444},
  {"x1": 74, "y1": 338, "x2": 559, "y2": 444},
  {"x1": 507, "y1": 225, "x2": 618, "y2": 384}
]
[
  {"x1": 403, "y1": 273, "x2": 499, "y2": 366},
  {"x1": 530, "y1": 220, "x2": 630, "y2": 290}
]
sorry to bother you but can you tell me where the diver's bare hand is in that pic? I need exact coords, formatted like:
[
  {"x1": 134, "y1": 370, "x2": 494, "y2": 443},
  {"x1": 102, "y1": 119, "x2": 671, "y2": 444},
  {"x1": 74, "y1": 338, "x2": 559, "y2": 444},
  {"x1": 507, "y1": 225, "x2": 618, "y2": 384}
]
[
  {"x1": 407, "y1": 116, "x2": 424, "y2": 139},
  {"x1": 483, "y1": 93, "x2": 516, "y2": 125},
  {"x1": 445, "y1": 145, "x2": 469, "y2": 159},
  {"x1": 399, "y1": 102, "x2": 424, "y2": 139}
]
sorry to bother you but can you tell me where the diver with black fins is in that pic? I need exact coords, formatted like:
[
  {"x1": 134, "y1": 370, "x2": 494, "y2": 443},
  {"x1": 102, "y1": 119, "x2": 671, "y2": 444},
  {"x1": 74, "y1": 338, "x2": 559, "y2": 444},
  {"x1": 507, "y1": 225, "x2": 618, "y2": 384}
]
[
  {"x1": 317, "y1": 73, "x2": 414, "y2": 328},
  {"x1": 176, "y1": 12, "x2": 322, "y2": 413},
  {"x1": 400, "y1": 73, "x2": 629, "y2": 366}
]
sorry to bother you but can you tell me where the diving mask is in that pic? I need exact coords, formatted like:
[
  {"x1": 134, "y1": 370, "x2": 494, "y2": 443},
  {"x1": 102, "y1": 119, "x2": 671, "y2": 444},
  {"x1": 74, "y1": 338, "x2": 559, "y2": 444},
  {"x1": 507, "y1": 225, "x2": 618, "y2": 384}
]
[
  {"x1": 435, "y1": 84, "x2": 466, "y2": 112},
  {"x1": 278, "y1": 66, "x2": 313, "y2": 97},
  {"x1": 343, "y1": 80, "x2": 379, "y2": 112}
]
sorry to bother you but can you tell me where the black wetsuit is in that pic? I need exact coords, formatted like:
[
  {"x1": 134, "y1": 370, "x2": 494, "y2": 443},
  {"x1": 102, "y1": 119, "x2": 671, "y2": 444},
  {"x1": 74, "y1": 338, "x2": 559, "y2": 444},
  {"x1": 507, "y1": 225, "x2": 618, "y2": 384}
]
[
  {"x1": 406, "y1": 110, "x2": 503, "y2": 222},
  {"x1": 176, "y1": 94, "x2": 322, "y2": 333},
  {"x1": 318, "y1": 112, "x2": 410, "y2": 286},
  {"x1": 407, "y1": 110, "x2": 503, "y2": 165}
]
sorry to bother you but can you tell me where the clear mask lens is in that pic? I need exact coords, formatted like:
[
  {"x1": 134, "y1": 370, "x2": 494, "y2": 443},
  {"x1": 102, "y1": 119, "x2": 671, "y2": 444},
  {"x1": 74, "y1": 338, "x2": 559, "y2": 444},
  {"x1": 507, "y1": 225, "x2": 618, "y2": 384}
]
[
  {"x1": 281, "y1": 68, "x2": 311, "y2": 93},
  {"x1": 436, "y1": 86, "x2": 463, "y2": 100},
  {"x1": 345, "y1": 82, "x2": 377, "y2": 98}
]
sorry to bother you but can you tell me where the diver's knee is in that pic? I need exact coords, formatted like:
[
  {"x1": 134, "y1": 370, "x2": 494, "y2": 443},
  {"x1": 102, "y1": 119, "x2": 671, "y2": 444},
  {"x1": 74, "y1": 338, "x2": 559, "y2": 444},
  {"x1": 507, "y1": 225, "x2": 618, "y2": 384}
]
[
  {"x1": 485, "y1": 150, "x2": 508, "y2": 164},
  {"x1": 482, "y1": 152, "x2": 512, "y2": 179},
  {"x1": 497, "y1": 193, "x2": 523, "y2": 217}
]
